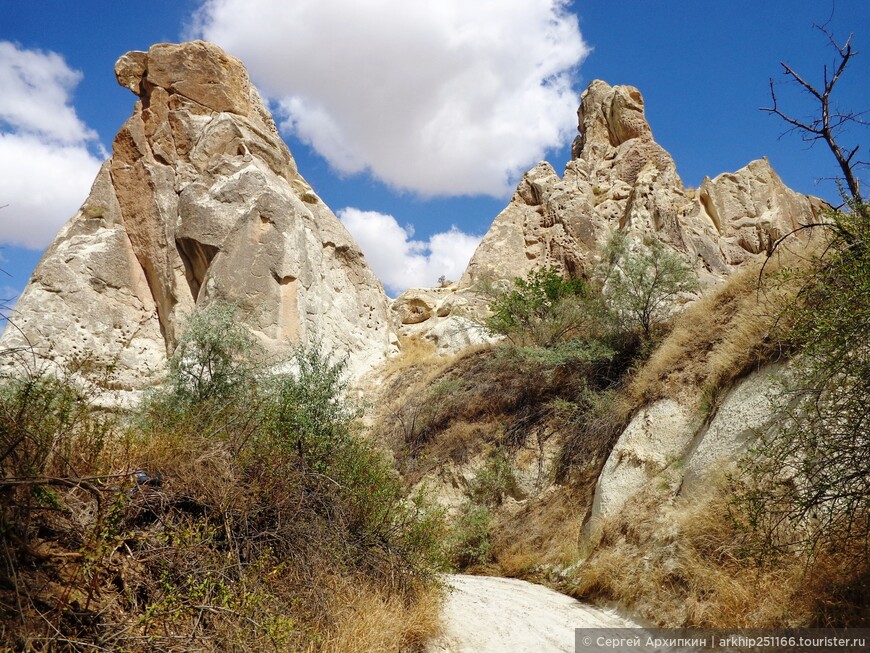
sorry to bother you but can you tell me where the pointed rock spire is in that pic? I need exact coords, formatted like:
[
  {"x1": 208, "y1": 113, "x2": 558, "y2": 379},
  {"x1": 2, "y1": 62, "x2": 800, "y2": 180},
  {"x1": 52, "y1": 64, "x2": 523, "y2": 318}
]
[{"x1": 1, "y1": 41, "x2": 394, "y2": 399}]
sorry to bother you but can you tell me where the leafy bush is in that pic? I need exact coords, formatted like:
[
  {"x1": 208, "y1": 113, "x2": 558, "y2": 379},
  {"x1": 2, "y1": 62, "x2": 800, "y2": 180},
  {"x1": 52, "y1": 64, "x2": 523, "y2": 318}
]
[
  {"x1": 485, "y1": 267, "x2": 593, "y2": 347},
  {"x1": 467, "y1": 451, "x2": 519, "y2": 507},
  {"x1": 0, "y1": 373, "x2": 110, "y2": 481},
  {"x1": 260, "y1": 344, "x2": 447, "y2": 581},
  {"x1": 0, "y1": 303, "x2": 447, "y2": 651},
  {"x1": 167, "y1": 302, "x2": 265, "y2": 406},
  {"x1": 483, "y1": 264, "x2": 644, "y2": 385},
  {"x1": 733, "y1": 203, "x2": 870, "y2": 556},
  {"x1": 0, "y1": 371, "x2": 113, "y2": 566},
  {"x1": 448, "y1": 502, "x2": 493, "y2": 569}
]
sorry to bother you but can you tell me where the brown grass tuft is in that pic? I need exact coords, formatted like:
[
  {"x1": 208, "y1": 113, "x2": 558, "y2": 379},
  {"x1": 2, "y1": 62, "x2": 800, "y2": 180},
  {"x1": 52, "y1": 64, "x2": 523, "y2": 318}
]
[
  {"x1": 492, "y1": 488, "x2": 587, "y2": 574},
  {"x1": 312, "y1": 581, "x2": 442, "y2": 653},
  {"x1": 569, "y1": 473, "x2": 869, "y2": 627},
  {"x1": 384, "y1": 335, "x2": 440, "y2": 374}
]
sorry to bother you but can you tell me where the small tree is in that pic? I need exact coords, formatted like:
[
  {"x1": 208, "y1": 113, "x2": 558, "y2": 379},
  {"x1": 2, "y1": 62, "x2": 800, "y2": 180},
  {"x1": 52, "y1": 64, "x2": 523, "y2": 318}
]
[
  {"x1": 267, "y1": 343, "x2": 357, "y2": 473},
  {"x1": 168, "y1": 302, "x2": 264, "y2": 406},
  {"x1": 601, "y1": 232, "x2": 699, "y2": 340},
  {"x1": 485, "y1": 267, "x2": 591, "y2": 347}
]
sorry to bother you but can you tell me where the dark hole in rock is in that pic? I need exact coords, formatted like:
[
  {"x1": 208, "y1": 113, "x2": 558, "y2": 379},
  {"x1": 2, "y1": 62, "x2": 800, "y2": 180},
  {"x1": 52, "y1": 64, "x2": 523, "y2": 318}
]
[{"x1": 176, "y1": 237, "x2": 220, "y2": 301}]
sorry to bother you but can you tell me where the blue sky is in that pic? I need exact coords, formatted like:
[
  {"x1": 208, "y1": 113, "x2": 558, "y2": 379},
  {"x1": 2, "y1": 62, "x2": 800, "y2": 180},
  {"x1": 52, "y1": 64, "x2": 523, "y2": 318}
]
[{"x1": 1, "y1": 0, "x2": 868, "y2": 301}]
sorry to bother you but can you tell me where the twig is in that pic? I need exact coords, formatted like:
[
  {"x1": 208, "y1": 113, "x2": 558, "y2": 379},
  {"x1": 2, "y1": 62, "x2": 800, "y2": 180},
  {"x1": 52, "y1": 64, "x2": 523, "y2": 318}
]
[{"x1": 192, "y1": 605, "x2": 281, "y2": 652}]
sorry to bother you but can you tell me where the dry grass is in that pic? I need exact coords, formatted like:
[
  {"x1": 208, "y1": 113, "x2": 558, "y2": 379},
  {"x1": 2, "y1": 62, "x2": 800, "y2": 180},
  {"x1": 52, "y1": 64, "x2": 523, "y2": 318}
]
[
  {"x1": 382, "y1": 335, "x2": 440, "y2": 375},
  {"x1": 572, "y1": 488, "x2": 804, "y2": 626},
  {"x1": 492, "y1": 487, "x2": 587, "y2": 575},
  {"x1": 373, "y1": 325, "x2": 636, "y2": 582},
  {"x1": 627, "y1": 265, "x2": 780, "y2": 406},
  {"x1": 370, "y1": 343, "x2": 492, "y2": 477},
  {"x1": 377, "y1": 342, "x2": 622, "y2": 469},
  {"x1": 569, "y1": 474, "x2": 869, "y2": 627},
  {"x1": 427, "y1": 420, "x2": 496, "y2": 467},
  {"x1": 313, "y1": 581, "x2": 442, "y2": 653},
  {"x1": 628, "y1": 246, "x2": 815, "y2": 409},
  {"x1": 560, "y1": 240, "x2": 870, "y2": 627}
]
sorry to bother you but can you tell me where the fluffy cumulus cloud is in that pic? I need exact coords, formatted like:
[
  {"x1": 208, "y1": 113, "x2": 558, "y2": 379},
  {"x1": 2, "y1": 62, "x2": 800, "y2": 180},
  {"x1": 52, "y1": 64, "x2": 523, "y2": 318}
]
[
  {"x1": 338, "y1": 207, "x2": 480, "y2": 295},
  {"x1": 0, "y1": 42, "x2": 103, "y2": 249},
  {"x1": 193, "y1": 0, "x2": 588, "y2": 197}
]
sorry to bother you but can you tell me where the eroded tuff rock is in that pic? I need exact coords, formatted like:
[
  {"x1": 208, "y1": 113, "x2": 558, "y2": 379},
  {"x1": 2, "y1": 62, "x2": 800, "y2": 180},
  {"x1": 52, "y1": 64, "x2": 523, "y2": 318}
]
[
  {"x1": 1, "y1": 41, "x2": 392, "y2": 395},
  {"x1": 582, "y1": 365, "x2": 789, "y2": 544},
  {"x1": 459, "y1": 80, "x2": 825, "y2": 290},
  {"x1": 390, "y1": 285, "x2": 496, "y2": 355},
  {"x1": 394, "y1": 81, "x2": 824, "y2": 353}
]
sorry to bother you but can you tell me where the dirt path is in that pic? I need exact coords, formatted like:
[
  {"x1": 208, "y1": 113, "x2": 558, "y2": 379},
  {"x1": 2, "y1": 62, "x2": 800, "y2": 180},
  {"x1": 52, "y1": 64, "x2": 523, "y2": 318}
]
[{"x1": 427, "y1": 574, "x2": 638, "y2": 653}]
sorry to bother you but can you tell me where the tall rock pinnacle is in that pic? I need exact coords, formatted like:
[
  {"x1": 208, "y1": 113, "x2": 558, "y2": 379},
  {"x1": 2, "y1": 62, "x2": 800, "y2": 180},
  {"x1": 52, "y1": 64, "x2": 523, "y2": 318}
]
[
  {"x1": 1, "y1": 41, "x2": 393, "y2": 395},
  {"x1": 459, "y1": 80, "x2": 826, "y2": 289}
]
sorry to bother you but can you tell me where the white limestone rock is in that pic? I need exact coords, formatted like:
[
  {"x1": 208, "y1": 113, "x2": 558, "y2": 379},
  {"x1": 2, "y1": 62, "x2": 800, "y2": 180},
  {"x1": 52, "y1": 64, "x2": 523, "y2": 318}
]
[
  {"x1": 390, "y1": 286, "x2": 498, "y2": 356},
  {"x1": 583, "y1": 366, "x2": 789, "y2": 545},
  {"x1": 1, "y1": 41, "x2": 393, "y2": 393},
  {"x1": 681, "y1": 365, "x2": 787, "y2": 491},
  {"x1": 584, "y1": 399, "x2": 698, "y2": 540}
]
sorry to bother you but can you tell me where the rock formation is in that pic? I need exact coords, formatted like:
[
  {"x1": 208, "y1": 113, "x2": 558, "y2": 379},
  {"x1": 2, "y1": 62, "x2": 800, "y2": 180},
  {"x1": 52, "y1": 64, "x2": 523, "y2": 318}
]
[
  {"x1": 392, "y1": 80, "x2": 825, "y2": 352},
  {"x1": 459, "y1": 80, "x2": 826, "y2": 289},
  {"x1": 389, "y1": 285, "x2": 496, "y2": 354},
  {"x1": 0, "y1": 41, "x2": 393, "y2": 396},
  {"x1": 583, "y1": 365, "x2": 787, "y2": 542},
  {"x1": 2, "y1": 61, "x2": 829, "y2": 387}
]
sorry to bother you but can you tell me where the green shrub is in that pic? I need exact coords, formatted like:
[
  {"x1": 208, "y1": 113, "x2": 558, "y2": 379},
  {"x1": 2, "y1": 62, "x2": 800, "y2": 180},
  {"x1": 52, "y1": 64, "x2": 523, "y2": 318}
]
[
  {"x1": 448, "y1": 502, "x2": 493, "y2": 569},
  {"x1": 264, "y1": 343, "x2": 360, "y2": 469},
  {"x1": 484, "y1": 265, "x2": 644, "y2": 374},
  {"x1": 0, "y1": 373, "x2": 110, "y2": 480},
  {"x1": 467, "y1": 451, "x2": 519, "y2": 507},
  {"x1": 0, "y1": 371, "x2": 113, "y2": 555},
  {"x1": 168, "y1": 302, "x2": 265, "y2": 406},
  {"x1": 261, "y1": 348, "x2": 447, "y2": 580},
  {"x1": 485, "y1": 267, "x2": 593, "y2": 347},
  {"x1": 0, "y1": 303, "x2": 447, "y2": 650},
  {"x1": 600, "y1": 232, "x2": 700, "y2": 341}
]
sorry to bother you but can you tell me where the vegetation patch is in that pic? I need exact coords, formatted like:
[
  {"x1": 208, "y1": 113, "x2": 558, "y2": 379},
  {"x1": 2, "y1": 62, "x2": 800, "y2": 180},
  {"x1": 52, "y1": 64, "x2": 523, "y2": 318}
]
[{"x1": 0, "y1": 304, "x2": 445, "y2": 652}]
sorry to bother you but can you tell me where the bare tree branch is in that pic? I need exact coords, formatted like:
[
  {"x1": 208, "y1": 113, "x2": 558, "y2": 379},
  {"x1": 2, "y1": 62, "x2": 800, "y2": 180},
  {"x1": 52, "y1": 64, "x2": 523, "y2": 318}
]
[{"x1": 760, "y1": 28, "x2": 865, "y2": 204}]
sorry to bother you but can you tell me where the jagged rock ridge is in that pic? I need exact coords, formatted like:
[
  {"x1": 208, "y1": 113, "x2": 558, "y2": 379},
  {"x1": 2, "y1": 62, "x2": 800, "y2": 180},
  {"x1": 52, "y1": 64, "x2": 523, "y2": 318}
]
[
  {"x1": 459, "y1": 80, "x2": 826, "y2": 289},
  {"x1": 390, "y1": 80, "x2": 826, "y2": 352},
  {"x1": 1, "y1": 41, "x2": 393, "y2": 394}
]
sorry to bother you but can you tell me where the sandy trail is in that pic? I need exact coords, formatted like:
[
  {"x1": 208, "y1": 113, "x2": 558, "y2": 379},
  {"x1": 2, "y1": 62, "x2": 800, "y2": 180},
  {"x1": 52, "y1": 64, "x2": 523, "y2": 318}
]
[{"x1": 428, "y1": 574, "x2": 639, "y2": 653}]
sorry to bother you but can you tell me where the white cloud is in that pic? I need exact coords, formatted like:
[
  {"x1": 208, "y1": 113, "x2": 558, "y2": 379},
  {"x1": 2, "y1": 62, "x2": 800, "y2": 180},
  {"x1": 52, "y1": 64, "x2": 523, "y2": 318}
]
[
  {"x1": 0, "y1": 133, "x2": 102, "y2": 248},
  {"x1": 338, "y1": 207, "x2": 480, "y2": 295},
  {"x1": 0, "y1": 42, "x2": 102, "y2": 249},
  {"x1": 192, "y1": 0, "x2": 588, "y2": 197},
  {"x1": 0, "y1": 42, "x2": 97, "y2": 145}
]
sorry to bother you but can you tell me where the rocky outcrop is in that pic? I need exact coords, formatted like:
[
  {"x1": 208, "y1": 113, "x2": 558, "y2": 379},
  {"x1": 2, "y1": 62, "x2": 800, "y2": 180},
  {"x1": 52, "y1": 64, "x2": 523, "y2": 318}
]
[
  {"x1": 459, "y1": 80, "x2": 825, "y2": 290},
  {"x1": 585, "y1": 400, "x2": 697, "y2": 538},
  {"x1": 583, "y1": 365, "x2": 788, "y2": 542},
  {"x1": 697, "y1": 160, "x2": 824, "y2": 265},
  {"x1": 402, "y1": 81, "x2": 824, "y2": 354},
  {"x1": 390, "y1": 285, "x2": 496, "y2": 355},
  {"x1": 1, "y1": 41, "x2": 393, "y2": 395}
]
